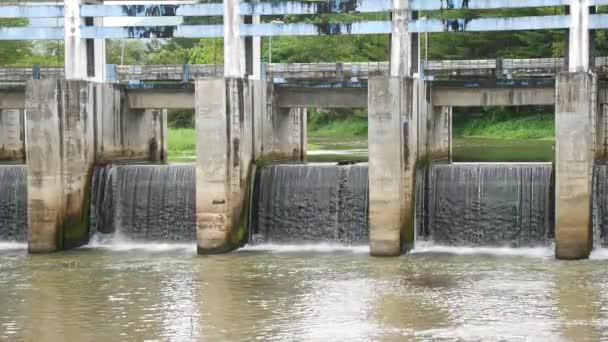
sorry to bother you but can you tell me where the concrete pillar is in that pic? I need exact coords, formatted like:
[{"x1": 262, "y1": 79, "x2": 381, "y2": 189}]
[
  {"x1": 428, "y1": 107, "x2": 452, "y2": 161},
  {"x1": 224, "y1": 0, "x2": 245, "y2": 77},
  {"x1": 64, "y1": 0, "x2": 105, "y2": 81},
  {"x1": 0, "y1": 109, "x2": 25, "y2": 163},
  {"x1": 368, "y1": 77, "x2": 415, "y2": 256},
  {"x1": 390, "y1": 0, "x2": 411, "y2": 77},
  {"x1": 555, "y1": 72, "x2": 595, "y2": 260},
  {"x1": 25, "y1": 80, "x2": 95, "y2": 253},
  {"x1": 254, "y1": 81, "x2": 307, "y2": 162},
  {"x1": 196, "y1": 78, "x2": 253, "y2": 254},
  {"x1": 95, "y1": 84, "x2": 167, "y2": 163},
  {"x1": 568, "y1": 0, "x2": 590, "y2": 72}
]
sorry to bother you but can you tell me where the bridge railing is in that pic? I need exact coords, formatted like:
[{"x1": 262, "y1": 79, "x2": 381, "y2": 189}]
[{"x1": 1, "y1": 57, "x2": 607, "y2": 84}]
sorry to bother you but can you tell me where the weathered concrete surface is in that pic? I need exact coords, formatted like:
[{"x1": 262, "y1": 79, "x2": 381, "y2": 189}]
[
  {"x1": 196, "y1": 78, "x2": 252, "y2": 254},
  {"x1": 276, "y1": 87, "x2": 367, "y2": 108},
  {"x1": 368, "y1": 77, "x2": 415, "y2": 256},
  {"x1": 428, "y1": 107, "x2": 452, "y2": 161},
  {"x1": 127, "y1": 89, "x2": 194, "y2": 109},
  {"x1": 432, "y1": 87, "x2": 555, "y2": 107},
  {"x1": 555, "y1": 72, "x2": 595, "y2": 260},
  {"x1": 96, "y1": 84, "x2": 167, "y2": 162},
  {"x1": 0, "y1": 109, "x2": 25, "y2": 162},
  {"x1": 255, "y1": 81, "x2": 307, "y2": 161},
  {"x1": 390, "y1": 0, "x2": 411, "y2": 77},
  {"x1": 26, "y1": 79, "x2": 95, "y2": 253},
  {"x1": 64, "y1": 0, "x2": 105, "y2": 81},
  {"x1": 597, "y1": 85, "x2": 608, "y2": 159},
  {"x1": 0, "y1": 90, "x2": 25, "y2": 109}
]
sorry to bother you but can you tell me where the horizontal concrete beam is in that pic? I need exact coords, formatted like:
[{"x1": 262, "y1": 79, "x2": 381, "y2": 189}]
[
  {"x1": 127, "y1": 89, "x2": 194, "y2": 109},
  {"x1": 590, "y1": 14, "x2": 608, "y2": 29},
  {"x1": 276, "y1": 87, "x2": 367, "y2": 108},
  {"x1": 0, "y1": 5, "x2": 63, "y2": 18},
  {"x1": 411, "y1": 0, "x2": 569, "y2": 10},
  {"x1": 432, "y1": 87, "x2": 555, "y2": 107},
  {"x1": 0, "y1": 27, "x2": 63, "y2": 40},
  {"x1": 81, "y1": 1, "x2": 390, "y2": 17},
  {"x1": 0, "y1": 91, "x2": 25, "y2": 110},
  {"x1": 410, "y1": 15, "x2": 569, "y2": 33}
]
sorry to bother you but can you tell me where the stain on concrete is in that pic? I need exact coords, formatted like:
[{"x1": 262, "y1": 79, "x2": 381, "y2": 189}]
[
  {"x1": 127, "y1": 26, "x2": 177, "y2": 38},
  {"x1": 315, "y1": 23, "x2": 353, "y2": 35},
  {"x1": 120, "y1": 4, "x2": 177, "y2": 17}
]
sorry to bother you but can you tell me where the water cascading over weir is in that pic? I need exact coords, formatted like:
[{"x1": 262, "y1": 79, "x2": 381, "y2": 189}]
[
  {"x1": 416, "y1": 163, "x2": 554, "y2": 247},
  {"x1": 250, "y1": 164, "x2": 369, "y2": 245},
  {"x1": 0, "y1": 165, "x2": 27, "y2": 242},
  {"x1": 90, "y1": 165, "x2": 196, "y2": 241}
]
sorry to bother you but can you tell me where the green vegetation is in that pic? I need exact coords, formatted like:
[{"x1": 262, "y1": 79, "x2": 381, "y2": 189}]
[
  {"x1": 308, "y1": 109, "x2": 367, "y2": 138},
  {"x1": 167, "y1": 128, "x2": 195, "y2": 161},
  {"x1": 453, "y1": 110, "x2": 554, "y2": 140}
]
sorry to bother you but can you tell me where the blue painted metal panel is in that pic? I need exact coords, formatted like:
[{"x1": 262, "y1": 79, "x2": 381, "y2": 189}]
[
  {"x1": 410, "y1": 15, "x2": 569, "y2": 33},
  {"x1": 241, "y1": 0, "x2": 391, "y2": 15},
  {"x1": 589, "y1": 0, "x2": 608, "y2": 5},
  {"x1": 80, "y1": 25, "x2": 224, "y2": 39},
  {"x1": 590, "y1": 14, "x2": 608, "y2": 29},
  {"x1": 410, "y1": 0, "x2": 570, "y2": 10},
  {"x1": 81, "y1": 4, "x2": 223, "y2": 17},
  {"x1": 242, "y1": 21, "x2": 391, "y2": 37},
  {"x1": 0, "y1": 27, "x2": 63, "y2": 40},
  {"x1": 0, "y1": 5, "x2": 63, "y2": 18}
]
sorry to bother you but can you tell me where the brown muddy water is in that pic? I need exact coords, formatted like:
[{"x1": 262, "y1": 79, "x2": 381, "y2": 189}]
[{"x1": 2, "y1": 242, "x2": 608, "y2": 341}]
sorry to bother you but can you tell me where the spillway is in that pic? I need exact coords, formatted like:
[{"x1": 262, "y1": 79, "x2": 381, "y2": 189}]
[
  {"x1": 416, "y1": 163, "x2": 553, "y2": 247},
  {"x1": 592, "y1": 164, "x2": 608, "y2": 247},
  {"x1": 0, "y1": 165, "x2": 27, "y2": 242},
  {"x1": 250, "y1": 163, "x2": 369, "y2": 245},
  {"x1": 91, "y1": 164, "x2": 196, "y2": 241}
]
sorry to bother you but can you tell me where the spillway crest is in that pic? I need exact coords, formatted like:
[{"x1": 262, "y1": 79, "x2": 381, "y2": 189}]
[
  {"x1": 416, "y1": 163, "x2": 553, "y2": 246},
  {"x1": 0, "y1": 165, "x2": 27, "y2": 241},
  {"x1": 91, "y1": 165, "x2": 196, "y2": 241},
  {"x1": 250, "y1": 164, "x2": 369, "y2": 244}
]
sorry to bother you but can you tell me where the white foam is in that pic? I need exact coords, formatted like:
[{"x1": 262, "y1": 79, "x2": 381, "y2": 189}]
[
  {"x1": 240, "y1": 243, "x2": 370, "y2": 254},
  {"x1": 590, "y1": 248, "x2": 608, "y2": 260},
  {"x1": 411, "y1": 241, "x2": 554, "y2": 258},
  {"x1": 85, "y1": 234, "x2": 195, "y2": 252},
  {"x1": 0, "y1": 241, "x2": 27, "y2": 250}
]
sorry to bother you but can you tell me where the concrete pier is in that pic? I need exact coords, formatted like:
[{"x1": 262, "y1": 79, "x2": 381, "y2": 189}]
[
  {"x1": 95, "y1": 84, "x2": 167, "y2": 163},
  {"x1": 26, "y1": 80, "x2": 95, "y2": 252},
  {"x1": 555, "y1": 72, "x2": 595, "y2": 260},
  {"x1": 368, "y1": 77, "x2": 416, "y2": 256},
  {"x1": 0, "y1": 109, "x2": 25, "y2": 163},
  {"x1": 428, "y1": 107, "x2": 452, "y2": 161},
  {"x1": 196, "y1": 78, "x2": 253, "y2": 254}
]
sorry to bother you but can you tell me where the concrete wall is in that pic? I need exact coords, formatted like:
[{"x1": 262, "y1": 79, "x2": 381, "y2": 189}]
[
  {"x1": 428, "y1": 107, "x2": 452, "y2": 161},
  {"x1": 432, "y1": 87, "x2": 555, "y2": 107},
  {"x1": 368, "y1": 77, "x2": 415, "y2": 256},
  {"x1": 256, "y1": 81, "x2": 307, "y2": 162},
  {"x1": 596, "y1": 85, "x2": 608, "y2": 159},
  {"x1": 96, "y1": 84, "x2": 167, "y2": 163},
  {"x1": 276, "y1": 87, "x2": 367, "y2": 108},
  {"x1": 26, "y1": 79, "x2": 95, "y2": 253},
  {"x1": 555, "y1": 72, "x2": 595, "y2": 260},
  {"x1": 196, "y1": 78, "x2": 253, "y2": 254},
  {"x1": 127, "y1": 89, "x2": 194, "y2": 109},
  {"x1": 0, "y1": 109, "x2": 25, "y2": 163},
  {"x1": 0, "y1": 90, "x2": 25, "y2": 109}
]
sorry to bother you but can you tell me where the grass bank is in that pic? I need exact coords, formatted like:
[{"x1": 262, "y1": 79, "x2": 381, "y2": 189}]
[
  {"x1": 168, "y1": 128, "x2": 195, "y2": 161},
  {"x1": 453, "y1": 112, "x2": 554, "y2": 140}
]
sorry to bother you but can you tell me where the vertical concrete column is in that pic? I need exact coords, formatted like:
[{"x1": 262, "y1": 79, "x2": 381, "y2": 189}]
[
  {"x1": 26, "y1": 80, "x2": 95, "y2": 253},
  {"x1": 569, "y1": 0, "x2": 590, "y2": 72},
  {"x1": 196, "y1": 78, "x2": 252, "y2": 254},
  {"x1": 224, "y1": 0, "x2": 245, "y2": 77},
  {"x1": 555, "y1": 72, "x2": 595, "y2": 259},
  {"x1": 390, "y1": 0, "x2": 411, "y2": 77},
  {"x1": 368, "y1": 77, "x2": 415, "y2": 256},
  {"x1": 0, "y1": 109, "x2": 25, "y2": 163},
  {"x1": 428, "y1": 107, "x2": 452, "y2": 161},
  {"x1": 64, "y1": 0, "x2": 106, "y2": 80}
]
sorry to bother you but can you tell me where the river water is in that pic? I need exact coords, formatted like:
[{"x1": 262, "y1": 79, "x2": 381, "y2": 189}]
[{"x1": 2, "y1": 242, "x2": 608, "y2": 341}]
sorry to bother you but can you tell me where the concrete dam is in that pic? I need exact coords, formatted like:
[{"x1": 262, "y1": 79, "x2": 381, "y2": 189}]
[{"x1": 4, "y1": 161, "x2": 608, "y2": 251}]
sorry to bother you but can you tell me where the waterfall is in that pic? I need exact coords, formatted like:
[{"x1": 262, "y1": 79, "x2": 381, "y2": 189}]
[
  {"x1": 250, "y1": 163, "x2": 369, "y2": 245},
  {"x1": 0, "y1": 165, "x2": 27, "y2": 242},
  {"x1": 416, "y1": 163, "x2": 553, "y2": 247},
  {"x1": 91, "y1": 164, "x2": 196, "y2": 241},
  {"x1": 593, "y1": 164, "x2": 608, "y2": 247}
]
